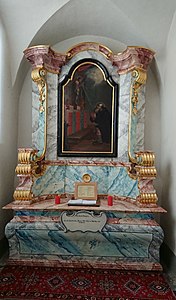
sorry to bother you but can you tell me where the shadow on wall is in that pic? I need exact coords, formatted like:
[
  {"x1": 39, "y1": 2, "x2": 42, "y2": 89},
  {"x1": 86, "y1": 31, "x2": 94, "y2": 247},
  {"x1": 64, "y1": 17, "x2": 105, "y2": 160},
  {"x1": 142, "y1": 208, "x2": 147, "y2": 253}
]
[
  {"x1": 145, "y1": 61, "x2": 162, "y2": 208},
  {"x1": 160, "y1": 163, "x2": 175, "y2": 263},
  {"x1": 0, "y1": 143, "x2": 14, "y2": 241}
]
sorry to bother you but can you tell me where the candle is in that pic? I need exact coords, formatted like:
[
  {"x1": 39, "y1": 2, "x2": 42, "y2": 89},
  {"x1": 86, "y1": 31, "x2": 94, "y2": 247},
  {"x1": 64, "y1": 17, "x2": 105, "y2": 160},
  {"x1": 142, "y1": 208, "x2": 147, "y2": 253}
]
[
  {"x1": 108, "y1": 195, "x2": 113, "y2": 206},
  {"x1": 55, "y1": 195, "x2": 60, "y2": 204}
]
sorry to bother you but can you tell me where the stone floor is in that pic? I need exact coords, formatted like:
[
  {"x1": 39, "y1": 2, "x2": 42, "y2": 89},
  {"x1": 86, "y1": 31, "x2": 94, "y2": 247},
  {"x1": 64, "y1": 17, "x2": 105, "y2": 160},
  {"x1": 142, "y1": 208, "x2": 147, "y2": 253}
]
[{"x1": 160, "y1": 244, "x2": 176, "y2": 292}]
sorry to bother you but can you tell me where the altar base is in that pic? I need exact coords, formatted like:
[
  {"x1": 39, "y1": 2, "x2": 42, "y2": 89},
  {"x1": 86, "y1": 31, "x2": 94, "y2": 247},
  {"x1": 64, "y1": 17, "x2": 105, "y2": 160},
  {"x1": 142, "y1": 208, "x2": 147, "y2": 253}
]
[{"x1": 4, "y1": 199, "x2": 165, "y2": 271}]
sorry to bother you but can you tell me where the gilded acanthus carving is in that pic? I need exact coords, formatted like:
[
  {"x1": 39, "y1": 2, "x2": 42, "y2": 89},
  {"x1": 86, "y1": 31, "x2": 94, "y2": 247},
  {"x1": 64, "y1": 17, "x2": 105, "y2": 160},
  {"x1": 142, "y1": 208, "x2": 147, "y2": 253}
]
[
  {"x1": 31, "y1": 67, "x2": 48, "y2": 177},
  {"x1": 131, "y1": 68, "x2": 147, "y2": 115},
  {"x1": 31, "y1": 68, "x2": 47, "y2": 116},
  {"x1": 128, "y1": 68, "x2": 147, "y2": 164},
  {"x1": 31, "y1": 68, "x2": 48, "y2": 163}
]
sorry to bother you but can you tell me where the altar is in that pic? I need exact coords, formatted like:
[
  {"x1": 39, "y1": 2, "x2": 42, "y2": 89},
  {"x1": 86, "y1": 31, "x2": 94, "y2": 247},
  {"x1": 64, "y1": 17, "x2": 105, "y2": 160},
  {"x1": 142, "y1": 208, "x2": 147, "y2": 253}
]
[
  {"x1": 3, "y1": 42, "x2": 166, "y2": 270},
  {"x1": 4, "y1": 197, "x2": 165, "y2": 270}
]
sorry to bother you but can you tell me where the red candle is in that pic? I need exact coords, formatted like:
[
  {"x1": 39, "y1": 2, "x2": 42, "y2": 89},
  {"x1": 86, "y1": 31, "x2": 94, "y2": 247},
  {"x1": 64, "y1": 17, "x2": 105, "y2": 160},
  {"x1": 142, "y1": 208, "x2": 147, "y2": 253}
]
[
  {"x1": 55, "y1": 195, "x2": 60, "y2": 204},
  {"x1": 108, "y1": 195, "x2": 113, "y2": 206}
]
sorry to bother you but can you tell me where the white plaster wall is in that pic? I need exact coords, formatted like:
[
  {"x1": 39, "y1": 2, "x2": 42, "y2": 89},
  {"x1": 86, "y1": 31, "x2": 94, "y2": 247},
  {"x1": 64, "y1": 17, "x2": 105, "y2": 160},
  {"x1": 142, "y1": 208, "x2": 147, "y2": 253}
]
[
  {"x1": 1, "y1": 0, "x2": 176, "y2": 256},
  {"x1": 145, "y1": 68, "x2": 162, "y2": 205},
  {"x1": 53, "y1": 35, "x2": 126, "y2": 54},
  {"x1": 160, "y1": 12, "x2": 176, "y2": 255},
  {"x1": 0, "y1": 0, "x2": 70, "y2": 84},
  {"x1": 0, "y1": 20, "x2": 17, "y2": 240}
]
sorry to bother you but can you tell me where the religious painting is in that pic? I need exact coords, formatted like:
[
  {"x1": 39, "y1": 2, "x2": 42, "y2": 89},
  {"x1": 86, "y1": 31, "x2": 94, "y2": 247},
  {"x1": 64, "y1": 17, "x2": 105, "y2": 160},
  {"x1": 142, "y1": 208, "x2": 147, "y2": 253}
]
[{"x1": 57, "y1": 59, "x2": 118, "y2": 157}]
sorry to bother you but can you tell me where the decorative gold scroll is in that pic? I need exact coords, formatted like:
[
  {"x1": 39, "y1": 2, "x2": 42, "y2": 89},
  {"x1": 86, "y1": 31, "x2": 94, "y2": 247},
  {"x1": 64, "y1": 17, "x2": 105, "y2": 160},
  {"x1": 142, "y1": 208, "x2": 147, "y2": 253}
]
[
  {"x1": 31, "y1": 67, "x2": 48, "y2": 162},
  {"x1": 16, "y1": 164, "x2": 32, "y2": 175},
  {"x1": 127, "y1": 151, "x2": 158, "y2": 206},
  {"x1": 31, "y1": 67, "x2": 48, "y2": 177},
  {"x1": 136, "y1": 166, "x2": 157, "y2": 178},
  {"x1": 137, "y1": 193, "x2": 158, "y2": 205},
  {"x1": 13, "y1": 190, "x2": 33, "y2": 201},
  {"x1": 13, "y1": 148, "x2": 36, "y2": 201},
  {"x1": 128, "y1": 68, "x2": 147, "y2": 164},
  {"x1": 135, "y1": 151, "x2": 155, "y2": 166},
  {"x1": 131, "y1": 68, "x2": 147, "y2": 115}
]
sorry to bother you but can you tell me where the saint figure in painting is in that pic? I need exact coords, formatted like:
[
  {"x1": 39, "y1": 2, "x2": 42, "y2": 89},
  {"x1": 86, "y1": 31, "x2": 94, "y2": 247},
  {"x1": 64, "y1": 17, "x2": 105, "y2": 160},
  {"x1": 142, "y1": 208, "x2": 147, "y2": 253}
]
[{"x1": 90, "y1": 103, "x2": 111, "y2": 144}]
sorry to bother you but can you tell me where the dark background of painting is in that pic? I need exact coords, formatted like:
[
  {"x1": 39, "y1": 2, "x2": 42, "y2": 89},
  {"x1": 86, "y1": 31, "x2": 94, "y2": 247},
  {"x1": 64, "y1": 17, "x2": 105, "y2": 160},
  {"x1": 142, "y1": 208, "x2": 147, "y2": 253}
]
[{"x1": 57, "y1": 59, "x2": 119, "y2": 157}]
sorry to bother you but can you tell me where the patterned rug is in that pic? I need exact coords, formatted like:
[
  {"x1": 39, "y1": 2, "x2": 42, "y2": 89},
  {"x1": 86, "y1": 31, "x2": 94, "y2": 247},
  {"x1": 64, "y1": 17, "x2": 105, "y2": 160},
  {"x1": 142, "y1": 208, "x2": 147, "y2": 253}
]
[{"x1": 0, "y1": 265, "x2": 175, "y2": 300}]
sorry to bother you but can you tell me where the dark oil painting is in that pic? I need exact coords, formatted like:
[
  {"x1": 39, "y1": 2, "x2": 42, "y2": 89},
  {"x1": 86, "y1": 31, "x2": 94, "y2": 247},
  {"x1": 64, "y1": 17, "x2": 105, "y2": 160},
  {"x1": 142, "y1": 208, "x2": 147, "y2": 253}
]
[{"x1": 57, "y1": 59, "x2": 118, "y2": 157}]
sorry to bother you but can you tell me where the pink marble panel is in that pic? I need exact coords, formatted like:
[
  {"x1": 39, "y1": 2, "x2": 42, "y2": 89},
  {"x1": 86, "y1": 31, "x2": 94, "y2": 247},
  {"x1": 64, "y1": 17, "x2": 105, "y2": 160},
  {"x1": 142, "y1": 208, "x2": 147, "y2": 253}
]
[
  {"x1": 138, "y1": 179, "x2": 156, "y2": 193},
  {"x1": 16, "y1": 177, "x2": 33, "y2": 190},
  {"x1": 107, "y1": 218, "x2": 159, "y2": 226},
  {"x1": 7, "y1": 258, "x2": 162, "y2": 271},
  {"x1": 42, "y1": 160, "x2": 131, "y2": 167},
  {"x1": 24, "y1": 46, "x2": 66, "y2": 72},
  {"x1": 12, "y1": 216, "x2": 61, "y2": 223},
  {"x1": 112, "y1": 47, "x2": 155, "y2": 73},
  {"x1": 24, "y1": 44, "x2": 154, "y2": 75},
  {"x1": 3, "y1": 198, "x2": 166, "y2": 213}
]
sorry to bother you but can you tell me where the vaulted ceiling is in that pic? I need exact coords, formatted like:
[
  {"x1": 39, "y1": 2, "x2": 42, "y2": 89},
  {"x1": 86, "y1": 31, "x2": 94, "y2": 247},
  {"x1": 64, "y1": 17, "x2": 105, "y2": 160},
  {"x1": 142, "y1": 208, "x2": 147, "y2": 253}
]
[{"x1": 0, "y1": 0, "x2": 176, "y2": 84}]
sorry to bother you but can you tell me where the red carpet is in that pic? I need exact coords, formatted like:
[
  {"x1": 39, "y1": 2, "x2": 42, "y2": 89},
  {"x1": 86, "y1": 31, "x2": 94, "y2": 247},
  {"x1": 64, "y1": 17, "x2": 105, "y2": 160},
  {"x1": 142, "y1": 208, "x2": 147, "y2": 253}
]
[{"x1": 0, "y1": 265, "x2": 175, "y2": 300}]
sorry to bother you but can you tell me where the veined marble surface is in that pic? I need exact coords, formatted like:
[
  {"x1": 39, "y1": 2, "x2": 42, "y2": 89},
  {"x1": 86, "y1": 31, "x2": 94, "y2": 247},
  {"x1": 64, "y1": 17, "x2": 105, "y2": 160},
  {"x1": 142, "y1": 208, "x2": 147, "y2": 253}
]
[
  {"x1": 31, "y1": 165, "x2": 139, "y2": 197},
  {"x1": 30, "y1": 50, "x2": 146, "y2": 200},
  {"x1": 32, "y1": 82, "x2": 42, "y2": 151},
  {"x1": 16, "y1": 229, "x2": 152, "y2": 258},
  {"x1": 5, "y1": 215, "x2": 164, "y2": 270},
  {"x1": 117, "y1": 72, "x2": 131, "y2": 161},
  {"x1": 129, "y1": 78, "x2": 146, "y2": 159},
  {"x1": 58, "y1": 50, "x2": 119, "y2": 85},
  {"x1": 32, "y1": 165, "x2": 65, "y2": 196},
  {"x1": 136, "y1": 85, "x2": 145, "y2": 152},
  {"x1": 4, "y1": 199, "x2": 166, "y2": 213},
  {"x1": 107, "y1": 166, "x2": 138, "y2": 197},
  {"x1": 31, "y1": 50, "x2": 145, "y2": 163},
  {"x1": 45, "y1": 73, "x2": 58, "y2": 160}
]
